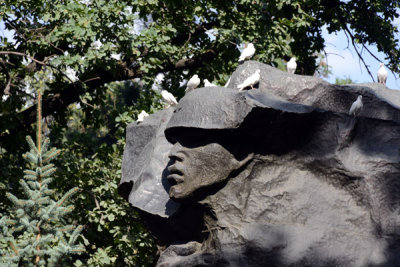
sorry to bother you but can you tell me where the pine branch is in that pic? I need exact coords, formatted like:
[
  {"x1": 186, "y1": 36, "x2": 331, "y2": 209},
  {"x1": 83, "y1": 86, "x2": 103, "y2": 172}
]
[
  {"x1": 57, "y1": 188, "x2": 80, "y2": 207},
  {"x1": 6, "y1": 192, "x2": 22, "y2": 207},
  {"x1": 41, "y1": 189, "x2": 55, "y2": 196},
  {"x1": 26, "y1": 136, "x2": 39, "y2": 155},
  {"x1": 58, "y1": 205, "x2": 75, "y2": 216},
  {"x1": 58, "y1": 225, "x2": 75, "y2": 232},
  {"x1": 23, "y1": 151, "x2": 38, "y2": 164},
  {"x1": 24, "y1": 169, "x2": 37, "y2": 176},
  {"x1": 69, "y1": 246, "x2": 86, "y2": 254},
  {"x1": 24, "y1": 174, "x2": 38, "y2": 181},
  {"x1": 9, "y1": 241, "x2": 19, "y2": 256},
  {"x1": 68, "y1": 225, "x2": 84, "y2": 245},
  {"x1": 41, "y1": 138, "x2": 50, "y2": 154},
  {"x1": 35, "y1": 232, "x2": 41, "y2": 265},
  {"x1": 36, "y1": 197, "x2": 50, "y2": 206},
  {"x1": 37, "y1": 90, "x2": 42, "y2": 154},
  {"x1": 40, "y1": 163, "x2": 55, "y2": 173},
  {"x1": 27, "y1": 181, "x2": 37, "y2": 188},
  {"x1": 39, "y1": 167, "x2": 57, "y2": 178},
  {"x1": 41, "y1": 148, "x2": 60, "y2": 163},
  {"x1": 41, "y1": 178, "x2": 53, "y2": 186},
  {"x1": 5, "y1": 219, "x2": 17, "y2": 226},
  {"x1": 19, "y1": 180, "x2": 33, "y2": 198}
]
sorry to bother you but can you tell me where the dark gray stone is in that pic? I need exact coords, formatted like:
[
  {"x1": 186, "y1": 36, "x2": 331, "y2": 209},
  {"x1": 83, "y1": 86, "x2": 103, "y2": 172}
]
[
  {"x1": 119, "y1": 108, "x2": 180, "y2": 217},
  {"x1": 228, "y1": 61, "x2": 400, "y2": 123},
  {"x1": 119, "y1": 61, "x2": 400, "y2": 266}
]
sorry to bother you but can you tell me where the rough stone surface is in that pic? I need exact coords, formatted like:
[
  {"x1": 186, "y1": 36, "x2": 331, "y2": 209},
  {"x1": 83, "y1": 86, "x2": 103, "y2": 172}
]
[
  {"x1": 119, "y1": 108, "x2": 180, "y2": 217},
  {"x1": 120, "y1": 61, "x2": 400, "y2": 266}
]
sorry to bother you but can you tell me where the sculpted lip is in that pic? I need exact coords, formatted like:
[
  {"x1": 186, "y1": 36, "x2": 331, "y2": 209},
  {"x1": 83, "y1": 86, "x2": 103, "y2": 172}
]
[{"x1": 167, "y1": 165, "x2": 184, "y2": 185}]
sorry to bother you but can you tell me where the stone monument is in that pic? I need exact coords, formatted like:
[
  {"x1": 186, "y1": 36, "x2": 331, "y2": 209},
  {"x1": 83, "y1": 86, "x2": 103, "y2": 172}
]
[{"x1": 119, "y1": 61, "x2": 400, "y2": 266}]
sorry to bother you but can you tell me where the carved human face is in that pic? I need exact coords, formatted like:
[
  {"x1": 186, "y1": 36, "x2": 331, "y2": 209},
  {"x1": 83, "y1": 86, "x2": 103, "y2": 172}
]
[{"x1": 167, "y1": 136, "x2": 241, "y2": 201}]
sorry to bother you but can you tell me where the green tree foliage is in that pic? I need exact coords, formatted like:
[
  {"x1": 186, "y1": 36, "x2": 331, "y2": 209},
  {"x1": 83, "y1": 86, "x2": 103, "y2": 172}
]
[
  {"x1": 0, "y1": 72, "x2": 84, "y2": 266},
  {"x1": 335, "y1": 76, "x2": 356, "y2": 85},
  {"x1": 1, "y1": 0, "x2": 399, "y2": 148},
  {"x1": 50, "y1": 80, "x2": 160, "y2": 266},
  {"x1": 315, "y1": 53, "x2": 332, "y2": 78},
  {"x1": 1, "y1": 0, "x2": 399, "y2": 265}
]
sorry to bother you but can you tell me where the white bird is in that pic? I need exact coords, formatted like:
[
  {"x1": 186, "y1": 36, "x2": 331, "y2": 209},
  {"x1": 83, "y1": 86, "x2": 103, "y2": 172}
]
[
  {"x1": 22, "y1": 56, "x2": 32, "y2": 66},
  {"x1": 79, "y1": 0, "x2": 91, "y2": 5},
  {"x1": 377, "y1": 63, "x2": 387, "y2": 85},
  {"x1": 161, "y1": 90, "x2": 178, "y2": 107},
  {"x1": 349, "y1": 95, "x2": 363, "y2": 116},
  {"x1": 239, "y1": 43, "x2": 255, "y2": 63},
  {"x1": 92, "y1": 40, "x2": 102, "y2": 50},
  {"x1": 137, "y1": 110, "x2": 149, "y2": 122},
  {"x1": 237, "y1": 69, "x2": 261, "y2": 91},
  {"x1": 204, "y1": 79, "x2": 217, "y2": 87},
  {"x1": 65, "y1": 67, "x2": 79, "y2": 82},
  {"x1": 111, "y1": 53, "x2": 122, "y2": 60},
  {"x1": 185, "y1": 74, "x2": 200, "y2": 93},
  {"x1": 287, "y1": 57, "x2": 297, "y2": 74}
]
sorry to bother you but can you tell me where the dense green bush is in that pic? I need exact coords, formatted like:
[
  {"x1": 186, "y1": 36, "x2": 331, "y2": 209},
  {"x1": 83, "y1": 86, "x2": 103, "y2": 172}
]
[{"x1": 51, "y1": 81, "x2": 162, "y2": 266}]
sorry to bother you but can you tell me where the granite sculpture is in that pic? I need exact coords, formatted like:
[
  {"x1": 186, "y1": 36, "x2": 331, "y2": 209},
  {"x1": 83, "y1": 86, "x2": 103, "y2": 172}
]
[{"x1": 119, "y1": 61, "x2": 400, "y2": 266}]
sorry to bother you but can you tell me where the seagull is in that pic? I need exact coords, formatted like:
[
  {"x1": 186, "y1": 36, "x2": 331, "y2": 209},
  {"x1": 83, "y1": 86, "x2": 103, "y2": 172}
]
[
  {"x1": 92, "y1": 40, "x2": 102, "y2": 50},
  {"x1": 79, "y1": 0, "x2": 91, "y2": 5},
  {"x1": 204, "y1": 79, "x2": 217, "y2": 87},
  {"x1": 287, "y1": 57, "x2": 297, "y2": 74},
  {"x1": 239, "y1": 43, "x2": 255, "y2": 63},
  {"x1": 161, "y1": 90, "x2": 178, "y2": 107},
  {"x1": 111, "y1": 53, "x2": 122, "y2": 60},
  {"x1": 237, "y1": 69, "x2": 261, "y2": 91},
  {"x1": 377, "y1": 63, "x2": 387, "y2": 85},
  {"x1": 22, "y1": 56, "x2": 32, "y2": 66},
  {"x1": 137, "y1": 110, "x2": 149, "y2": 122},
  {"x1": 185, "y1": 74, "x2": 200, "y2": 93},
  {"x1": 349, "y1": 95, "x2": 363, "y2": 116},
  {"x1": 65, "y1": 67, "x2": 79, "y2": 82}
]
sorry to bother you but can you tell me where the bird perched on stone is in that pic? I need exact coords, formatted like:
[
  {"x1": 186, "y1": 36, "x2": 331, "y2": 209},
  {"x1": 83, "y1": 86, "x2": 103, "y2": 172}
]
[
  {"x1": 287, "y1": 57, "x2": 297, "y2": 74},
  {"x1": 185, "y1": 74, "x2": 200, "y2": 93},
  {"x1": 239, "y1": 43, "x2": 255, "y2": 63},
  {"x1": 161, "y1": 90, "x2": 178, "y2": 107},
  {"x1": 377, "y1": 63, "x2": 387, "y2": 85},
  {"x1": 237, "y1": 69, "x2": 261, "y2": 91},
  {"x1": 137, "y1": 110, "x2": 149, "y2": 122},
  {"x1": 204, "y1": 79, "x2": 217, "y2": 87},
  {"x1": 349, "y1": 95, "x2": 363, "y2": 116}
]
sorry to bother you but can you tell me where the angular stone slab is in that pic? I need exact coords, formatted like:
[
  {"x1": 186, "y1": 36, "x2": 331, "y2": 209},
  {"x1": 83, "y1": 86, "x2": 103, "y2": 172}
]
[{"x1": 119, "y1": 108, "x2": 180, "y2": 218}]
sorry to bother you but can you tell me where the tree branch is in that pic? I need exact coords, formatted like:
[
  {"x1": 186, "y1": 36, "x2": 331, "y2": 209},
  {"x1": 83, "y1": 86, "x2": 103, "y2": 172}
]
[
  {"x1": 342, "y1": 25, "x2": 375, "y2": 82},
  {"x1": 0, "y1": 51, "x2": 48, "y2": 66},
  {"x1": 0, "y1": 47, "x2": 218, "y2": 143},
  {"x1": 171, "y1": 21, "x2": 220, "y2": 45},
  {"x1": 0, "y1": 50, "x2": 78, "y2": 84},
  {"x1": 166, "y1": 49, "x2": 218, "y2": 71},
  {"x1": 0, "y1": 60, "x2": 11, "y2": 95}
]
